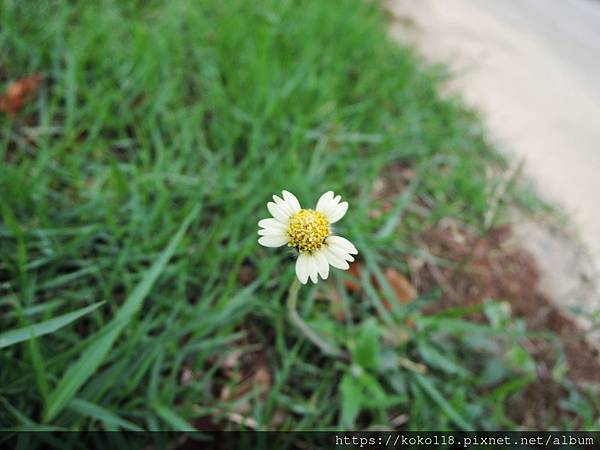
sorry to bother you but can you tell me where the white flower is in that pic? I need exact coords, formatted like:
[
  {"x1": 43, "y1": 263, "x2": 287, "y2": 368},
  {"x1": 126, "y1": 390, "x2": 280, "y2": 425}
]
[{"x1": 258, "y1": 190, "x2": 358, "y2": 284}]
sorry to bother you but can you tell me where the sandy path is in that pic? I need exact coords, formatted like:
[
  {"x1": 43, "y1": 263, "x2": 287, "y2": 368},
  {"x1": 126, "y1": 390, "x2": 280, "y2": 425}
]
[{"x1": 389, "y1": 0, "x2": 600, "y2": 313}]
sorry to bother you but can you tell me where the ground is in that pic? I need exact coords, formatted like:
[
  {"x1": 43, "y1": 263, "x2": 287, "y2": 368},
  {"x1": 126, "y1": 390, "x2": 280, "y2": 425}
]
[
  {"x1": 387, "y1": 0, "x2": 600, "y2": 321},
  {"x1": 1, "y1": 0, "x2": 599, "y2": 437}
]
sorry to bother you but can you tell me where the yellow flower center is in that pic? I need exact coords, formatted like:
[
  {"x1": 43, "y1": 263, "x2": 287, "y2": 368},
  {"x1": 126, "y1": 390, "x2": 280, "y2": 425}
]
[{"x1": 287, "y1": 209, "x2": 330, "y2": 253}]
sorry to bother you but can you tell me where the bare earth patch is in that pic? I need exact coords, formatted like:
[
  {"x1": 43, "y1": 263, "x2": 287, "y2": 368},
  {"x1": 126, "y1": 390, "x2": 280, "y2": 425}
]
[{"x1": 415, "y1": 220, "x2": 599, "y2": 427}]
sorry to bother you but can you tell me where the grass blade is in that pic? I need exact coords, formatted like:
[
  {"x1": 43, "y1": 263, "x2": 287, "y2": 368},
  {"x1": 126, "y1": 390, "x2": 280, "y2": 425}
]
[
  {"x1": 69, "y1": 398, "x2": 143, "y2": 431},
  {"x1": 28, "y1": 330, "x2": 50, "y2": 408},
  {"x1": 0, "y1": 301, "x2": 105, "y2": 349},
  {"x1": 153, "y1": 402, "x2": 195, "y2": 431},
  {"x1": 43, "y1": 205, "x2": 200, "y2": 422},
  {"x1": 414, "y1": 374, "x2": 473, "y2": 430}
]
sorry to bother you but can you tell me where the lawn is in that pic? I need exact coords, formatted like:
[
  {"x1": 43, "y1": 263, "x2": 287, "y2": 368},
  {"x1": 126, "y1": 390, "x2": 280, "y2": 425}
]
[{"x1": 0, "y1": 0, "x2": 597, "y2": 437}]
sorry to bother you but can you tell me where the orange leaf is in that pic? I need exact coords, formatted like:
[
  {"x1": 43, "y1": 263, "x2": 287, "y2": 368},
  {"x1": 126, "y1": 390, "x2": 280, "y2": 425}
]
[
  {"x1": 0, "y1": 74, "x2": 43, "y2": 117},
  {"x1": 384, "y1": 268, "x2": 416, "y2": 304},
  {"x1": 343, "y1": 261, "x2": 362, "y2": 293},
  {"x1": 329, "y1": 288, "x2": 346, "y2": 322}
]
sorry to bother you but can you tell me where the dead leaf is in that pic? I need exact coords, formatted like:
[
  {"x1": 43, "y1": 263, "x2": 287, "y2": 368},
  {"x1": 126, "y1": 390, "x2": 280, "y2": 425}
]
[
  {"x1": 384, "y1": 268, "x2": 416, "y2": 304},
  {"x1": 382, "y1": 268, "x2": 417, "y2": 329},
  {"x1": 238, "y1": 264, "x2": 256, "y2": 285},
  {"x1": 343, "y1": 261, "x2": 362, "y2": 293},
  {"x1": 180, "y1": 367, "x2": 193, "y2": 386},
  {"x1": 343, "y1": 262, "x2": 417, "y2": 308},
  {"x1": 0, "y1": 74, "x2": 43, "y2": 117},
  {"x1": 329, "y1": 288, "x2": 346, "y2": 321},
  {"x1": 219, "y1": 352, "x2": 271, "y2": 415}
]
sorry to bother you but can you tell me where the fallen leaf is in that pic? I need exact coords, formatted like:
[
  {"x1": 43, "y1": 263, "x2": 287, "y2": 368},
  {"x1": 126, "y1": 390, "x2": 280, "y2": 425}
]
[
  {"x1": 0, "y1": 74, "x2": 43, "y2": 117},
  {"x1": 340, "y1": 261, "x2": 417, "y2": 325},
  {"x1": 219, "y1": 351, "x2": 271, "y2": 415},
  {"x1": 343, "y1": 262, "x2": 416, "y2": 303},
  {"x1": 329, "y1": 288, "x2": 346, "y2": 321},
  {"x1": 343, "y1": 261, "x2": 362, "y2": 293},
  {"x1": 238, "y1": 264, "x2": 256, "y2": 285},
  {"x1": 384, "y1": 268, "x2": 416, "y2": 304}
]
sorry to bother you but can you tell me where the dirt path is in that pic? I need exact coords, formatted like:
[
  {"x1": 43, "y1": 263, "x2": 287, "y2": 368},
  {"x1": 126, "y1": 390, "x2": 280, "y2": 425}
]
[{"x1": 388, "y1": 0, "x2": 600, "y2": 318}]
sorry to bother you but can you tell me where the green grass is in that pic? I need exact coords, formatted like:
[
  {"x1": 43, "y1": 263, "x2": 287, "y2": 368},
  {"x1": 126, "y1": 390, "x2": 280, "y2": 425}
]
[{"x1": 0, "y1": 0, "x2": 596, "y2": 435}]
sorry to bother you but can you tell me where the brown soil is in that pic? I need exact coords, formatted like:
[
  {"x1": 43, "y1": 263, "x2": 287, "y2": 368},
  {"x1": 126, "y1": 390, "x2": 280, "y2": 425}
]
[{"x1": 413, "y1": 219, "x2": 600, "y2": 427}]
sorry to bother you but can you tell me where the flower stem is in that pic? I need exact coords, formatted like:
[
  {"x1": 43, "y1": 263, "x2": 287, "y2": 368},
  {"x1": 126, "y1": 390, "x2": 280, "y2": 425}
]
[{"x1": 286, "y1": 278, "x2": 344, "y2": 358}]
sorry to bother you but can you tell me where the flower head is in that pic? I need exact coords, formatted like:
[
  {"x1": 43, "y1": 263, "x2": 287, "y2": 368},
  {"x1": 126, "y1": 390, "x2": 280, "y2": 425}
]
[{"x1": 258, "y1": 190, "x2": 358, "y2": 284}]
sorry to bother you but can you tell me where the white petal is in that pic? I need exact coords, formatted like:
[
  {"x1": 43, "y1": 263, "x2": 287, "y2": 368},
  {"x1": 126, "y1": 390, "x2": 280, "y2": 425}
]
[
  {"x1": 258, "y1": 235, "x2": 289, "y2": 247},
  {"x1": 258, "y1": 218, "x2": 287, "y2": 231},
  {"x1": 273, "y1": 195, "x2": 294, "y2": 216},
  {"x1": 327, "y1": 243, "x2": 354, "y2": 262},
  {"x1": 308, "y1": 262, "x2": 319, "y2": 284},
  {"x1": 316, "y1": 191, "x2": 349, "y2": 224},
  {"x1": 282, "y1": 190, "x2": 301, "y2": 213},
  {"x1": 327, "y1": 201, "x2": 348, "y2": 224},
  {"x1": 258, "y1": 227, "x2": 287, "y2": 237},
  {"x1": 267, "y1": 201, "x2": 292, "y2": 223},
  {"x1": 327, "y1": 235, "x2": 358, "y2": 255},
  {"x1": 316, "y1": 191, "x2": 334, "y2": 213},
  {"x1": 313, "y1": 249, "x2": 329, "y2": 280},
  {"x1": 306, "y1": 255, "x2": 319, "y2": 284},
  {"x1": 295, "y1": 253, "x2": 310, "y2": 284},
  {"x1": 320, "y1": 204, "x2": 336, "y2": 222},
  {"x1": 321, "y1": 246, "x2": 350, "y2": 270}
]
